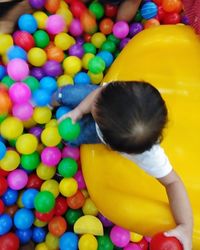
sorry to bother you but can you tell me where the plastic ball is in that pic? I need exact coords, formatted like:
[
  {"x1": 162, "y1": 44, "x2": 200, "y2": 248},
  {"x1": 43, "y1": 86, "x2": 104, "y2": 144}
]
[
  {"x1": 35, "y1": 209, "x2": 54, "y2": 223},
  {"x1": 113, "y1": 21, "x2": 129, "y2": 39},
  {"x1": 18, "y1": 14, "x2": 38, "y2": 33},
  {"x1": 0, "y1": 65, "x2": 6, "y2": 80},
  {"x1": 130, "y1": 232, "x2": 143, "y2": 243},
  {"x1": 74, "y1": 170, "x2": 86, "y2": 189},
  {"x1": 0, "y1": 150, "x2": 20, "y2": 171},
  {"x1": 41, "y1": 126, "x2": 61, "y2": 147},
  {"x1": 80, "y1": 10, "x2": 97, "y2": 34},
  {"x1": 22, "y1": 189, "x2": 39, "y2": 209},
  {"x1": 14, "y1": 208, "x2": 34, "y2": 230},
  {"x1": 59, "y1": 178, "x2": 78, "y2": 197},
  {"x1": 97, "y1": 234, "x2": 114, "y2": 250},
  {"x1": 58, "y1": 118, "x2": 80, "y2": 141},
  {"x1": 41, "y1": 179, "x2": 59, "y2": 199},
  {"x1": 98, "y1": 213, "x2": 113, "y2": 228},
  {"x1": 82, "y1": 198, "x2": 98, "y2": 216},
  {"x1": 124, "y1": 243, "x2": 141, "y2": 250},
  {"x1": 57, "y1": 74, "x2": 74, "y2": 87},
  {"x1": 7, "y1": 59, "x2": 29, "y2": 81},
  {"x1": 0, "y1": 214, "x2": 12, "y2": 235},
  {"x1": 58, "y1": 158, "x2": 78, "y2": 178},
  {"x1": 7, "y1": 169, "x2": 28, "y2": 190},
  {"x1": 150, "y1": 232, "x2": 183, "y2": 250},
  {"x1": 54, "y1": 32, "x2": 75, "y2": 50},
  {"x1": 162, "y1": 12, "x2": 181, "y2": 24},
  {"x1": 41, "y1": 147, "x2": 61, "y2": 166},
  {"x1": 78, "y1": 234, "x2": 98, "y2": 250},
  {"x1": 15, "y1": 228, "x2": 32, "y2": 244},
  {"x1": 42, "y1": 60, "x2": 63, "y2": 77},
  {"x1": 162, "y1": 0, "x2": 182, "y2": 13},
  {"x1": 69, "y1": 18, "x2": 83, "y2": 37},
  {"x1": 28, "y1": 47, "x2": 47, "y2": 67},
  {"x1": 34, "y1": 191, "x2": 55, "y2": 213},
  {"x1": 12, "y1": 103, "x2": 33, "y2": 121},
  {"x1": 30, "y1": 67, "x2": 45, "y2": 80},
  {"x1": 137, "y1": 238, "x2": 149, "y2": 250},
  {"x1": 110, "y1": 226, "x2": 130, "y2": 247},
  {"x1": 101, "y1": 40, "x2": 116, "y2": 53},
  {"x1": 144, "y1": 18, "x2": 160, "y2": 29},
  {"x1": 0, "y1": 141, "x2": 6, "y2": 160},
  {"x1": 32, "y1": 89, "x2": 51, "y2": 106},
  {"x1": 68, "y1": 44, "x2": 84, "y2": 58},
  {"x1": 45, "y1": 0, "x2": 61, "y2": 13},
  {"x1": 48, "y1": 216, "x2": 67, "y2": 237},
  {"x1": 13, "y1": 31, "x2": 35, "y2": 51},
  {"x1": 67, "y1": 190, "x2": 85, "y2": 210},
  {"x1": 141, "y1": 2, "x2": 158, "y2": 19},
  {"x1": 9, "y1": 82, "x2": 31, "y2": 104},
  {"x1": 45, "y1": 45, "x2": 64, "y2": 62},
  {"x1": 35, "y1": 242, "x2": 49, "y2": 250},
  {"x1": 26, "y1": 173, "x2": 43, "y2": 189},
  {"x1": 29, "y1": 0, "x2": 45, "y2": 9},
  {"x1": 88, "y1": 56, "x2": 106, "y2": 74},
  {"x1": 46, "y1": 14, "x2": 66, "y2": 35},
  {"x1": 88, "y1": 71, "x2": 103, "y2": 84},
  {"x1": 97, "y1": 50, "x2": 113, "y2": 68},
  {"x1": 0, "y1": 200, "x2": 5, "y2": 214},
  {"x1": 99, "y1": 18, "x2": 114, "y2": 35},
  {"x1": 32, "y1": 227, "x2": 46, "y2": 243},
  {"x1": 33, "y1": 107, "x2": 52, "y2": 124},
  {"x1": 21, "y1": 152, "x2": 40, "y2": 171},
  {"x1": 74, "y1": 72, "x2": 90, "y2": 85},
  {"x1": 63, "y1": 56, "x2": 82, "y2": 76},
  {"x1": 54, "y1": 196, "x2": 68, "y2": 216},
  {"x1": 16, "y1": 133, "x2": 38, "y2": 155},
  {"x1": 0, "y1": 232, "x2": 19, "y2": 250},
  {"x1": 60, "y1": 232, "x2": 78, "y2": 250},
  {"x1": 33, "y1": 30, "x2": 50, "y2": 48},
  {"x1": 91, "y1": 32, "x2": 106, "y2": 49},
  {"x1": 7, "y1": 45, "x2": 27, "y2": 61},
  {"x1": 36, "y1": 163, "x2": 56, "y2": 180},
  {"x1": 33, "y1": 11, "x2": 48, "y2": 29},
  {"x1": 0, "y1": 89, "x2": 12, "y2": 115},
  {"x1": 0, "y1": 176, "x2": 7, "y2": 196},
  {"x1": 129, "y1": 22, "x2": 143, "y2": 37},
  {"x1": 70, "y1": 0, "x2": 86, "y2": 18},
  {"x1": 56, "y1": 106, "x2": 71, "y2": 120},
  {"x1": 0, "y1": 34, "x2": 13, "y2": 54},
  {"x1": 89, "y1": 1, "x2": 104, "y2": 20},
  {"x1": 104, "y1": 3, "x2": 118, "y2": 18},
  {"x1": 2, "y1": 188, "x2": 18, "y2": 206},
  {"x1": 45, "y1": 232, "x2": 59, "y2": 250},
  {"x1": 83, "y1": 42, "x2": 96, "y2": 54},
  {"x1": 1, "y1": 117, "x2": 23, "y2": 139}
]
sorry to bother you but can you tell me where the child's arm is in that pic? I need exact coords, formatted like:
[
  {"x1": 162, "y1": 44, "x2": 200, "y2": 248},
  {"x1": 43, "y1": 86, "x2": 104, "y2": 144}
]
[
  {"x1": 117, "y1": 0, "x2": 142, "y2": 22},
  {"x1": 158, "y1": 170, "x2": 193, "y2": 250}
]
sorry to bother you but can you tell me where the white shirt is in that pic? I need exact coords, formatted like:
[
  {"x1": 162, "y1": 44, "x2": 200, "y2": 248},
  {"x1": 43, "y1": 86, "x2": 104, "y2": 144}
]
[{"x1": 95, "y1": 123, "x2": 172, "y2": 178}]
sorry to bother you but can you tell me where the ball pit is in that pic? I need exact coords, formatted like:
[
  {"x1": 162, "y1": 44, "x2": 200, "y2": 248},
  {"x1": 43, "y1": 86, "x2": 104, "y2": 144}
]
[{"x1": 0, "y1": 0, "x2": 192, "y2": 249}]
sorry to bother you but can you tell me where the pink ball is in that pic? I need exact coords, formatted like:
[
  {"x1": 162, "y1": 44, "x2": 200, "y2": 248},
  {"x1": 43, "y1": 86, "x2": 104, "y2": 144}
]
[
  {"x1": 144, "y1": 236, "x2": 151, "y2": 243},
  {"x1": 69, "y1": 19, "x2": 83, "y2": 37},
  {"x1": 9, "y1": 82, "x2": 31, "y2": 104},
  {"x1": 46, "y1": 14, "x2": 66, "y2": 35},
  {"x1": 113, "y1": 21, "x2": 129, "y2": 39},
  {"x1": 41, "y1": 147, "x2": 61, "y2": 166},
  {"x1": 7, "y1": 169, "x2": 28, "y2": 190},
  {"x1": 124, "y1": 243, "x2": 141, "y2": 250},
  {"x1": 74, "y1": 170, "x2": 86, "y2": 189},
  {"x1": 62, "y1": 146, "x2": 80, "y2": 160},
  {"x1": 7, "y1": 58, "x2": 29, "y2": 81},
  {"x1": 110, "y1": 226, "x2": 130, "y2": 247},
  {"x1": 12, "y1": 102, "x2": 33, "y2": 121}
]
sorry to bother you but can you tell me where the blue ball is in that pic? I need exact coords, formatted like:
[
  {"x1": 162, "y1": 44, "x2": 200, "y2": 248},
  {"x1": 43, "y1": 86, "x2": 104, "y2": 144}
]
[
  {"x1": 0, "y1": 65, "x2": 6, "y2": 80},
  {"x1": 22, "y1": 189, "x2": 39, "y2": 209},
  {"x1": 18, "y1": 14, "x2": 38, "y2": 33},
  {"x1": 60, "y1": 232, "x2": 78, "y2": 250},
  {"x1": 14, "y1": 208, "x2": 34, "y2": 230},
  {"x1": 40, "y1": 76, "x2": 57, "y2": 94},
  {"x1": 32, "y1": 89, "x2": 51, "y2": 106},
  {"x1": 2, "y1": 188, "x2": 18, "y2": 206},
  {"x1": 56, "y1": 106, "x2": 71, "y2": 120},
  {"x1": 0, "y1": 141, "x2": 6, "y2": 160},
  {"x1": 141, "y1": 2, "x2": 158, "y2": 19},
  {"x1": 74, "y1": 72, "x2": 91, "y2": 85},
  {"x1": 97, "y1": 51, "x2": 114, "y2": 67},
  {"x1": 7, "y1": 45, "x2": 27, "y2": 61},
  {"x1": 16, "y1": 228, "x2": 32, "y2": 244},
  {"x1": 32, "y1": 227, "x2": 46, "y2": 243},
  {"x1": 0, "y1": 214, "x2": 13, "y2": 235}
]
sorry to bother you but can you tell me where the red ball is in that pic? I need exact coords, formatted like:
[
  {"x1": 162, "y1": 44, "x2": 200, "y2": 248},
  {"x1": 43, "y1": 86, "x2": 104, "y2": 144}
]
[
  {"x1": 13, "y1": 31, "x2": 35, "y2": 51},
  {"x1": 157, "y1": 6, "x2": 167, "y2": 22},
  {"x1": 138, "y1": 238, "x2": 149, "y2": 250},
  {"x1": 0, "y1": 169, "x2": 9, "y2": 177},
  {"x1": 83, "y1": 33, "x2": 92, "y2": 42},
  {"x1": 70, "y1": 0, "x2": 87, "y2": 18},
  {"x1": 0, "y1": 233, "x2": 20, "y2": 250},
  {"x1": 150, "y1": 232, "x2": 183, "y2": 250},
  {"x1": 162, "y1": 12, "x2": 181, "y2": 24},
  {"x1": 44, "y1": 0, "x2": 60, "y2": 13},
  {"x1": 162, "y1": 0, "x2": 182, "y2": 13},
  {"x1": 104, "y1": 3, "x2": 118, "y2": 18},
  {"x1": 0, "y1": 199, "x2": 5, "y2": 214},
  {"x1": 54, "y1": 196, "x2": 68, "y2": 216},
  {"x1": 0, "y1": 176, "x2": 8, "y2": 196},
  {"x1": 26, "y1": 173, "x2": 43, "y2": 190},
  {"x1": 100, "y1": 18, "x2": 114, "y2": 35},
  {"x1": 35, "y1": 209, "x2": 55, "y2": 222},
  {"x1": 48, "y1": 216, "x2": 67, "y2": 237}
]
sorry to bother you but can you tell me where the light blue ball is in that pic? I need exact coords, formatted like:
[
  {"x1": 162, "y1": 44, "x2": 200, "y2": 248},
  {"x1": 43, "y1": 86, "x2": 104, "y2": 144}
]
[
  {"x1": 18, "y1": 14, "x2": 38, "y2": 33},
  {"x1": 32, "y1": 227, "x2": 46, "y2": 243},
  {"x1": 32, "y1": 89, "x2": 51, "y2": 106},
  {"x1": 141, "y1": 2, "x2": 158, "y2": 19},
  {"x1": 0, "y1": 141, "x2": 6, "y2": 160},
  {"x1": 7, "y1": 45, "x2": 27, "y2": 61},
  {"x1": 0, "y1": 65, "x2": 6, "y2": 80},
  {"x1": 97, "y1": 50, "x2": 114, "y2": 67},
  {"x1": 22, "y1": 188, "x2": 39, "y2": 209},
  {"x1": 60, "y1": 232, "x2": 78, "y2": 250},
  {"x1": 16, "y1": 228, "x2": 32, "y2": 244},
  {"x1": 14, "y1": 208, "x2": 34, "y2": 230},
  {"x1": 40, "y1": 76, "x2": 57, "y2": 94},
  {"x1": 74, "y1": 72, "x2": 91, "y2": 86},
  {"x1": 2, "y1": 188, "x2": 18, "y2": 206},
  {"x1": 0, "y1": 214, "x2": 13, "y2": 235},
  {"x1": 56, "y1": 106, "x2": 71, "y2": 120}
]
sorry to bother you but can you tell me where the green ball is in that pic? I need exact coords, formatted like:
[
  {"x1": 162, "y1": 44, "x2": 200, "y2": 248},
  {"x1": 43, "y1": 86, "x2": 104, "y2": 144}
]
[
  {"x1": 65, "y1": 209, "x2": 83, "y2": 226},
  {"x1": 89, "y1": 2, "x2": 104, "y2": 20},
  {"x1": 101, "y1": 40, "x2": 116, "y2": 53},
  {"x1": 58, "y1": 158, "x2": 78, "y2": 178},
  {"x1": 134, "y1": 11, "x2": 142, "y2": 22},
  {"x1": 33, "y1": 30, "x2": 50, "y2": 48},
  {"x1": 107, "y1": 34, "x2": 120, "y2": 45},
  {"x1": 23, "y1": 76, "x2": 39, "y2": 92},
  {"x1": 98, "y1": 235, "x2": 114, "y2": 250},
  {"x1": 21, "y1": 152, "x2": 40, "y2": 171},
  {"x1": 83, "y1": 43, "x2": 97, "y2": 54},
  {"x1": 58, "y1": 118, "x2": 80, "y2": 141},
  {"x1": 1, "y1": 76, "x2": 15, "y2": 88},
  {"x1": 34, "y1": 191, "x2": 55, "y2": 213},
  {"x1": 88, "y1": 56, "x2": 106, "y2": 74},
  {"x1": 0, "y1": 114, "x2": 7, "y2": 123}
]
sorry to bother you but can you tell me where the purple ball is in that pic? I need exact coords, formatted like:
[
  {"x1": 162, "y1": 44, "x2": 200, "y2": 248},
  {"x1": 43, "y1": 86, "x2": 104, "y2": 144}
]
[
  {"x1": 7, "y1": 169, "x2": 28, "y2": 190},
  {"x1": 76, "y1": 37, "x2": 85, "y2": 45},
  {"x1": 119, "y1": 38, "x2": 130, "y2": 50},
  {"x1": 129, "y1": 23, "x2": 143, "y2": 38},
  {"x1": 43, "y1": 60, "x2": 63, "y2": 77},
  {"x1": 68, "y1": 44, "x2": 84, "y2": 58},
  {"x1": 41, "y1": 147, "x2": 61, "y2": 166},
  {"x1": 69, "y1": 19, "x2": 83, "y2": 37},
  {"x1": 181, "y1": 15, "x2": 189, "y2": 24},
  {"x1": 98, "y1": 213, "x2": 113, "y2": 227},
  {"x1": 28, "y1": 0, "x2": 45, "y2": 9},
  {"x1": 62, "y1": 146, "x2": 80, "y2": 160},
  {"x1": 29, "y1": 126, "x2": 43, "y2": 139},
  {"x1": 113, "y1": 21, "x2": 129, "y2": 39},
  {"x1": 31, "y1": 67, "x2": 45, "y2": 80}
]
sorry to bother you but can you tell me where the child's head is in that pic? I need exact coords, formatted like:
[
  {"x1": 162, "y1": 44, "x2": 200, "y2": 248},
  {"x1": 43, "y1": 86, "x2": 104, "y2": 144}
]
[{"x1": 92, "y1": 81, "x2": 168, "y2": 154}]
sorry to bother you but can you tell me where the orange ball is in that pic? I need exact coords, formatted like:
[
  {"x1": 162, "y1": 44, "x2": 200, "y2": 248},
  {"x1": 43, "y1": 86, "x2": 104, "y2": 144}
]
[
  {"x1": 67, "y1": 190, "x2": 85, "y2": 209},
  {"x1": 144, "y1": 18, "x2": 160, "y2": 29},
  {"x1": 46, "y1": 46, "x2": 65, "y2": 63},
  {"x1": 45, "y1": 0, "x2": 61, "y2": 14},
  {"x1": 48, "y1": 216, "x2": 67, "y2": 237},
  {"x1": 99, "y1": 18, "x2": 114, "y2": 35},
  {"x1": 0, "y1": 87, "x2": 12, "y2": 115},
  {"x1": 162, "y1": 0, "x2": 182, "y2": 13},
  {"x1": 80, "y1": 11, "x2": 97, "y2": 34}
]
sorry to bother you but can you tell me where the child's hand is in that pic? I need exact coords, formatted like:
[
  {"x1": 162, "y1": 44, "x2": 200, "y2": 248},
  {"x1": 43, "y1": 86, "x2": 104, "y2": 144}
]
[
  {"x1": 164, "y1": 224, "x2": 192, "y2": 250},
  {"x1": 58, "y1": 108, "x2": 82, "y2": 124}
]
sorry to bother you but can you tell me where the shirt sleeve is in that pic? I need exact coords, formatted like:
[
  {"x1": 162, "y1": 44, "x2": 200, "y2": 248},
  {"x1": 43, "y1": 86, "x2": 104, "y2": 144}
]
[{"x1": 121, "y1": 145, "x2": 173, "y2": 178}]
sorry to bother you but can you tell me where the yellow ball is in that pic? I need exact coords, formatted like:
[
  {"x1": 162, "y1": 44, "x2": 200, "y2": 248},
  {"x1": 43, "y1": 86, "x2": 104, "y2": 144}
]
[
  {"x1": 41, "y1": 180, "x2": 59, "y2": 198},
  {"x1": 33, "y1": 11, "x2": 48, "y2": 29},
  {"x1": 0, "y1": 34, "x2": 13, "y2": 54},
  {"x1": 57, "y1": 74, "x2": 74, "y2": 87},
  {"x1": 34, "y1": 218, "x2": 48, "y2": 227},
  {"x1": 33, "y1": 107, "x2": 52, "y2": 124},
  {"x1": 45, "y1": 233, "x2": 59, "y2": 250},
  {"x1": 28, "y1": 47, "x2": 47, "y2": 67},
  {"x1": 0, "y1": 150, "x2": 20, "y2": 171},
  {"x1": 82, "y1": 198, "x2": 98, "y2": 216},
  {"x1": 63, "y1": 56, "x2": 82, "y2": 76},
  {"x1": 16, "y1": 133, "x2": 38, "y2": 154},
  {"x1": 41, "y1": 126, "x2": 61, "y2": 147},
  {"x1": 54, "y1": 33, "x2": 75, "y2": 51},
  {"x1": 91, "y1": 33, "x2": 106, "y2": 48},
  {"x1": 35, "y1": 243, "x2": 49, "y2": 250},
  {"x1": 78, "y1": 234, "x2": 98, "y2": 250},
  {"x1": 82, "y1": 53, "x2": 95, "y2": 70},
  {"x1": 59, "y1": 178, "x2": 78, "y2": 197},
  {"x1": 45, "y1": 119, "x2": 58, "y2": 128},
  {"x1": 36, "y1": 163, "x2": 56, "y2": 180},
  {"x1": 88, "y1": 71, "x2": 103, "y2": 84},
  {"x1": 0, "y1": 117, "x2": 23, "y2": 140},
  {"x1": 63, "y1": 8, "x2": 73, "y2": 26},
  {"x1": 130, "y1": 232, "x2": 143, "y2": 242}
]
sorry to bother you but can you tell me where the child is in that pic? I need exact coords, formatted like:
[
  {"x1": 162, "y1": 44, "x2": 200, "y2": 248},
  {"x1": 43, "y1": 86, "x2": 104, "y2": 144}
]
[{"x1": 54, "y1": 81, "x2": 193, "y2": 250}]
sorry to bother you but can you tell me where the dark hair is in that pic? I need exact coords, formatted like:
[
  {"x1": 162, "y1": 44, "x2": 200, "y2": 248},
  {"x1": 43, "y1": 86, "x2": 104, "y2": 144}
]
[{"x1": 93, "y1": 81, "x2": 168, "y2": 154}]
